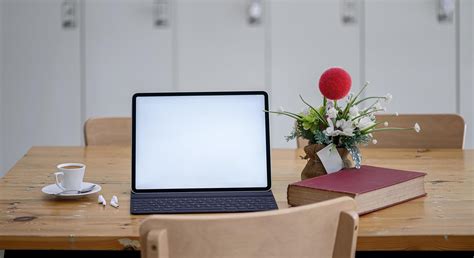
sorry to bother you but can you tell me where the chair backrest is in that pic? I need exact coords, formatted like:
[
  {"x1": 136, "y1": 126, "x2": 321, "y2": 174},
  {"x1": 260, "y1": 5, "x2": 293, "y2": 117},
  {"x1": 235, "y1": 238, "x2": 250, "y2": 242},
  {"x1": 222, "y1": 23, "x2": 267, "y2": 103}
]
[
  {"x1": 84, "y1": 117, "x2": 132, "y2": 146},
  {"x1": 368, "y1": 114, "x2": 465, "y2": 149},
  {"x1": 297, "y1": 114, "x2": 465, "y2": 149},
  {"x1": 140, "y1": 197, "x2": 358, "y2": 258}
]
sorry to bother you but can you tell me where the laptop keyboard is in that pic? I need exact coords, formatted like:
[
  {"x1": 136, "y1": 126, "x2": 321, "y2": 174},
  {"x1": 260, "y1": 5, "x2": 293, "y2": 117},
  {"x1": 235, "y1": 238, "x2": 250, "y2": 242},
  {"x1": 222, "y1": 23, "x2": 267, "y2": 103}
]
[{"x1": 131, "y1": 192, "x2": 278, "y2": 214}]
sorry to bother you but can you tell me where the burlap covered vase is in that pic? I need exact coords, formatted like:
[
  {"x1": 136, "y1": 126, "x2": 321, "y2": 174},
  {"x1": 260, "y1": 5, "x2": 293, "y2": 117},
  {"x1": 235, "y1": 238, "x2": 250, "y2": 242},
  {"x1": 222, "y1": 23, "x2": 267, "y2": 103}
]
[{"x1": 301, "y1": 144, "x2": 355, "y2": 180}]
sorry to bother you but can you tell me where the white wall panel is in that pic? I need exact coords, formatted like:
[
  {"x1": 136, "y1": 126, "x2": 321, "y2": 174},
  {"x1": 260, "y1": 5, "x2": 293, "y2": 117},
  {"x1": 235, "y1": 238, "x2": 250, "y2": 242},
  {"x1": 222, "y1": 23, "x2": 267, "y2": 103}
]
[
  {"x1": 1, "y1": 0, "x2": 81, "y2": 177},
  {"x1": 460, "y1": 0, "x2": 473, "y2": 149},
  {"x1": 365, "y1": 0, "x2": 456, "y2": 114},
  {"x1": 270, "y1": 0, "x2": 360, "y2": 148},
  {"x1": 175, "y1": 0, "x2": 265, "y2": 91},
  {"x1": 0, "y1": 0, "x2": 3, "y2": 176},
  {"x1": 84, "y1": 0, "x2": 174, "y2": 118}
]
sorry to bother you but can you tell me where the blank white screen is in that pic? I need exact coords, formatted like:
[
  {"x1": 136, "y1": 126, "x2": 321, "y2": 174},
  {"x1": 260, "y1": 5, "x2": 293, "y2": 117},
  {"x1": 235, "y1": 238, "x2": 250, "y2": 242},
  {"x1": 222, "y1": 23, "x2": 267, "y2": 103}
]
[{"x1": 135, "y1": 94, "x2": 269, "y2": 190}]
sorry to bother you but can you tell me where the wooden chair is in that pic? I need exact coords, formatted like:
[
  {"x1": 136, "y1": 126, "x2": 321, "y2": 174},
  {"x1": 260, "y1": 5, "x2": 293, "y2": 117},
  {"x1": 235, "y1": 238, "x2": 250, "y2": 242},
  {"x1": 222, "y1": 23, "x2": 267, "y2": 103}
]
[
  {"x1": 84, "y1": 117, "x2": 132, "y2": 146},
  {"x1": 139, "y1": 197, "x2": 359, "y2": 258},
  {"x1": 297, "y1": 114, "x2": 465, "y2": 149},
  {"x1": 368, "y1": 114, "x2": 465, "y2": 149}
]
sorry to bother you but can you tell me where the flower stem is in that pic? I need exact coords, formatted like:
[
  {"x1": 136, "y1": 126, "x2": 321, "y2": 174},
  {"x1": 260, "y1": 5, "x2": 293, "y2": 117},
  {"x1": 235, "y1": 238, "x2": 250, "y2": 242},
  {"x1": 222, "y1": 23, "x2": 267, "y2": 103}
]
[
  {"x1": 351, "y1": 81, "x2": 369, "y2": 104},
  {"x1": 265, "y1": 111, "x2": 301, "y2": 120},
  {"x1": 341, "y1": 96, "x2": 354, "y2": 118},
  {"x1": 299, "y1": 95, "x2": 328, "y2": 126},
  {"x1": 341, "y1": 81, "x2": 369, "y2": 118},
  {"x1": 360, "y1": 121, "x2": 384, "y2": 134},
  {"x1": 354, "y1": 96, "x2": 386, "y2": 106},
  {"x1": 368, "y1": 127, "x2": 414, "y2": 132},
  {"x1": 362, "y1": 100, "x2": 380, "y2": 113},
  {"x1": 351, "y1": 109, "x2": 385, "y2": 121}
]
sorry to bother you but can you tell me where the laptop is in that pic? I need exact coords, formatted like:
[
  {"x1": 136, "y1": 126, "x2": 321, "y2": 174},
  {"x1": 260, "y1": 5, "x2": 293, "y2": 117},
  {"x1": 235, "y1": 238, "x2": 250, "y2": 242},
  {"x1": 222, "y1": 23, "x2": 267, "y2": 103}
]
[{"x1": 130, "y1": 91, "x2": 278, "y2": 214}]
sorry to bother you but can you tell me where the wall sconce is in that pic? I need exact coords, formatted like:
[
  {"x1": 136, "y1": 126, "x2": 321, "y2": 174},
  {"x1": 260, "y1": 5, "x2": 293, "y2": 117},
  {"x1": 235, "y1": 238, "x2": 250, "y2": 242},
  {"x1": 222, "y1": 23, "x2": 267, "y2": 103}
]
[
  {"x1": 154, "y1": 0, "x2": 170, "y2": 27},
  {"x1": 248, "y1": 0, "x2": 263, "y2": 25},
  {"x1": 438, "y1": 0, "x2": 455, "y2": 23}
]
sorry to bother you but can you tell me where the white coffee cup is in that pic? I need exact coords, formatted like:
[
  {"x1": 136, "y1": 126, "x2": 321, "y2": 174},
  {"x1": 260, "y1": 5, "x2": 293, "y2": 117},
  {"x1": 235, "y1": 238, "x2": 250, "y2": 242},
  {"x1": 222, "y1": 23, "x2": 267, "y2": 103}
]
[{"x1": 54, "y1": 163, "x2": 86, "y2": 191}]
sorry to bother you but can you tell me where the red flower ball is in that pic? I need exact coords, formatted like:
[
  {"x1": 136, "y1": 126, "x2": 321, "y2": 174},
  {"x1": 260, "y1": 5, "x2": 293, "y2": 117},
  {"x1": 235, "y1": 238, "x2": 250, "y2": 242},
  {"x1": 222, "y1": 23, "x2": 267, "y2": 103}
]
[{"x1": 318, "y1": 67, "x2": 352, "y2": 100}]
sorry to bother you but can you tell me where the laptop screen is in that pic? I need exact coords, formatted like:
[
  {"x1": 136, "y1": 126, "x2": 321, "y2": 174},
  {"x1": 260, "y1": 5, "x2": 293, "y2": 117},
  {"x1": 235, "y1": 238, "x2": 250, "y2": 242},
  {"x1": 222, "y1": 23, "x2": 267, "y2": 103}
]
[{"x1": 132, "y1": 92, "x2": 271, "y2": 192}]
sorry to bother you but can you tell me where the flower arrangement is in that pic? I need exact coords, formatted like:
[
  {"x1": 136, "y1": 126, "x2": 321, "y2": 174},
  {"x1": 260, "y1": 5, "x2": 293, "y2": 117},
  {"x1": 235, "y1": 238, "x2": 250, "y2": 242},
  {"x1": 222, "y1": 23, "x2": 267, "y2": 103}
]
[{"x1": 269, "y1": 67, "x2": 420, "y2": 174}]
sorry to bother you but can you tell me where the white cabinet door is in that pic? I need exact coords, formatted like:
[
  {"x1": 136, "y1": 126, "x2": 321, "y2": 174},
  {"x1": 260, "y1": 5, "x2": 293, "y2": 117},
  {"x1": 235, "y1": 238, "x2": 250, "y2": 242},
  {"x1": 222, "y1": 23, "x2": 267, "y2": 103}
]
[
  {"x1": 175, "y1": 0, "x2": 265, "y2": 91},
  {"x1": 270, "y1": 0, "x2": 361, "y2": 148},
  {"x1": 365, "y1": 0, "x2": 456, "y2": 114},
  {"x1": 84, "y1": 0, "x2": 174, "y2": 118},
  {"x1": 1, "y1": 0, "x2": 81, "y2": 176}
]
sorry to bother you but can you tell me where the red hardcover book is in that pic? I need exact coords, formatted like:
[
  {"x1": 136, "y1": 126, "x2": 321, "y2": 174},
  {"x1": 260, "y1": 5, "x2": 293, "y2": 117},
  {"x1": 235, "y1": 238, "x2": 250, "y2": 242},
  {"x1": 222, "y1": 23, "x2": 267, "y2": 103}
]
[{"x1": 287, "y1": 165, "x2": 427, "y2": 215}]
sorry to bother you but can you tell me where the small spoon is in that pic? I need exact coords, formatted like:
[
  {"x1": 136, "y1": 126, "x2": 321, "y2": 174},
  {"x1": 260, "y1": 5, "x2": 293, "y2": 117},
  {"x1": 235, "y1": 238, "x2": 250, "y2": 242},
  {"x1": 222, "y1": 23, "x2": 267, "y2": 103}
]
[{"x1": 57, "y1": 184, "x2": 96, "y2": 195}]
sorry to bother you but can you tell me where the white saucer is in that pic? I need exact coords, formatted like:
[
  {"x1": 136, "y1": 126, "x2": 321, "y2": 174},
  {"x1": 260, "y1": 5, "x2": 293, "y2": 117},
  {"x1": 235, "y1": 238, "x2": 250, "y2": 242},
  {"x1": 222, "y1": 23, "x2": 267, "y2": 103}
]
[{"x1": 42, "y1": 182, "x2": 101, "y2": 199}]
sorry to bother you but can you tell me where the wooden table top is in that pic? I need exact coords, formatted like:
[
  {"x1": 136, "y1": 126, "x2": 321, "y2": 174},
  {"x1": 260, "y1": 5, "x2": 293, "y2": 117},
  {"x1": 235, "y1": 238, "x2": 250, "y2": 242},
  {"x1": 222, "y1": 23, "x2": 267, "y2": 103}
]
[{"x1": 0, "y1": 146, "x2": 473, "y2": 251}]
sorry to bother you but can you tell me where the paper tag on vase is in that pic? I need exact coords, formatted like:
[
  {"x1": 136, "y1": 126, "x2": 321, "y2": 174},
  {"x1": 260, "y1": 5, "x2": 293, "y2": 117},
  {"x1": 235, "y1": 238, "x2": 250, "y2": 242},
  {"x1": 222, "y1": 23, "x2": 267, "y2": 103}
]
[{"x1": 316, "y1": 144, "x2": 344, "y2": 174}]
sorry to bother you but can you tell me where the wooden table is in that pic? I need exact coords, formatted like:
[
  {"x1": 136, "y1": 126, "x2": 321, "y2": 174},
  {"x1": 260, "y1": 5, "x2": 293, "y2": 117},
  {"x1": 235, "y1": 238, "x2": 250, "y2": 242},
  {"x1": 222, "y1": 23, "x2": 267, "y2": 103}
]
[{"x1": 0, "y1": 146, "x2": 473, "y2": 251}]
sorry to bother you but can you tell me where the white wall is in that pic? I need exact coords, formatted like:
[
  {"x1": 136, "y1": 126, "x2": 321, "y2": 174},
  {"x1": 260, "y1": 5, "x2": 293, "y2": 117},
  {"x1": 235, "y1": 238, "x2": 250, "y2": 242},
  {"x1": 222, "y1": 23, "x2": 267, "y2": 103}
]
[
  {"x1": 1, "y1": 0, "x2": 81, "y2": 177},
  {"x1": 0, "y1": 0, "x2": 3, "y2": 176},
  {"x1": 84, "y1": 0, "x2": 174, "y2": 119},
  {"x1": 269, "y1": 0, "x2": 360, "y2": 148},
  {"x1": 460, "y1": 0, "x2": 474, "y2": 148},
  {"x1": 365, "y1": 0, "x2": 456, "y2": 114},
  {"x1": 175, "y1": 0, "x2": 265, "y2": 92},
  {"x1": 0, "y1": 0, "x2": 473, "y2": 177}
]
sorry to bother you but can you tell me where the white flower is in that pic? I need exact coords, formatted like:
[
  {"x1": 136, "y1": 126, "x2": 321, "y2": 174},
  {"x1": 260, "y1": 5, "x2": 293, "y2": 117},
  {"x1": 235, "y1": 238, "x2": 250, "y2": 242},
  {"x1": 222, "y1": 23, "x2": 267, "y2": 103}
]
[
  {"x1": 374, "y1": 102, "x2": 383, "y2": 110},
  {"x1": 414, "y1": 123, "x2": 421, "y2": 133},
  {"x1": 384, "y1": 121, "x2": 389, "y2": 127},
  {"x1": 349, "y1": 106, "x2": 359, "y2": 117},
  {"x1": 324, "y1": 127, "x2": 335, "y2": 136},
  {"x1": 326, "y1": 100, "x2": 334, "y2": 110},
  {"x1": 372, "y1": 139, "x2": 378, "y2": 144},
  {"x1": 324, "y1": 118, "x2": 336, "y2": 136},
  {"x1": 324, "y1": 118, "x2": 353, "y2": 137},
  {"x1": 357, "y1": 117, "x2": 375, "y2": 130},
  {"x1": 337, "y1": 119, "x2": 354, "y2": 136},
  {"x1": 384, "y1": 93, "x2": 393, "y2": 103},
  {"x1": 327, "y1": 107, "x2": 338, "y2": 119}
]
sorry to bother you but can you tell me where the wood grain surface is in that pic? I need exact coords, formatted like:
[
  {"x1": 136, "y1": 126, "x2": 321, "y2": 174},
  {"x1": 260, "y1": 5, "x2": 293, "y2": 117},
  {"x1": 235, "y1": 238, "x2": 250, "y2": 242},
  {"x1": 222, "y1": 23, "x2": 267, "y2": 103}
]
[
  {"x1": 84, "y1": 117, "x2": 132, "y2": 146},
  {"x1": 0, "y1": 146, "x2": 473, "y2": 251}
]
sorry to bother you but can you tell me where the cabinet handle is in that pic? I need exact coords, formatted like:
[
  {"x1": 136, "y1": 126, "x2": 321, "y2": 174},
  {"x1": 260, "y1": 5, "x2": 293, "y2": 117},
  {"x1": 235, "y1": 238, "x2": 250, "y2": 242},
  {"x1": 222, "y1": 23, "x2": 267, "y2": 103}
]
[
  {"x1": 438, "y1": 0, "x2": 454, "y2": 23},
  {"x1": 61, "y1": 0, "x2": 77, "y2": 29},
  {"x1": 248, "y1": 0, "x2": 263, "y2": 25},
  {"x1": 341, "y1": 0, "x2": 357, "y2": 24},
  {"x1": 154, "y1": 0, "x2": 169, "y2": 27}
]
